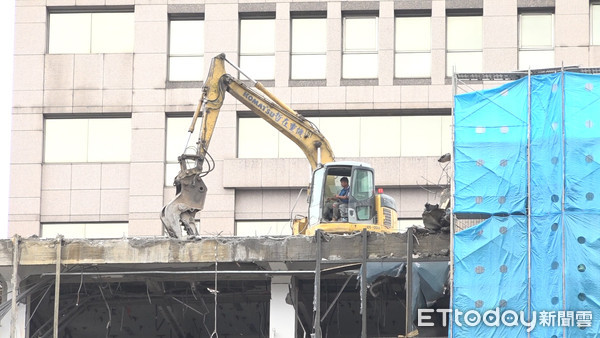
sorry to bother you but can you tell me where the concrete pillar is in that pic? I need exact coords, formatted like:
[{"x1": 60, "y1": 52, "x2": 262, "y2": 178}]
[
  {"x1": 269, "y1": 276, "x2": 295, "y2": 338},
  {"x1": 0, "y1": 279, "x2": 27, "y2": 338}
]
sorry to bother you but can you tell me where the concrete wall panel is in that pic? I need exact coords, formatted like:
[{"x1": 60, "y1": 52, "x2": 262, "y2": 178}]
[
  {"x1": 44, "y1": 55, "x2": 74, "y2": 90},
  {"x1": 42, "y1": 165, "x2": 72, "y2": 190},
  {"x1": 73, "y1": 90, "x2": 103, "y2": 112},
  {"x1": 71, "y1": 164, "x2": 102, "y2": 190},
  {"x1": 14, "y1": 23, "x2": 46, "y2": 55},
  {"x1": 100, "y1": 189, "x2": 130, "y2": 216},
  {"x1": 133, "y1": 54, "x2": 167, "y2": 89},
  {"x1": 135, "y1": 21, "x2": 168, "y2": 54},
  {"x1": 70, "y1": 189, "x2": 101, "y2": 216},
  {"x1": 74, "y1": 54, "x2": 103, "y2": 90},
  {"x1": 100, "y1": 164, "x2": 130, "y2": 189},
  {"x1": 104, "y1": 54, "x2": 134, "y2": 90},
  {"x1": 41, "y1": 190, "x2": 70, "y2": 216},
  {"x1": 555, "y1": 14, "x2": 589, "y2": 47}
]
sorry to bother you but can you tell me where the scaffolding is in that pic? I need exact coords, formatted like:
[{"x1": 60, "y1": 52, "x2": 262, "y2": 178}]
[{"x1": 450, "y1": 66, "x2": 600, "y2": 337}]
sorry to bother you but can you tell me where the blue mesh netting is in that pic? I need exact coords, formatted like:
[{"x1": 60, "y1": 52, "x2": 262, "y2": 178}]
[{"x1": 453, "y1": 72, "x2": 600, "y2": 337}]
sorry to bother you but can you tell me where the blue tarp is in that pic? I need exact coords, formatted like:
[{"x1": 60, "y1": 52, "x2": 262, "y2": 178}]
[
  {"x1": 454, "y1": 78, "x2": 529, "y2": 215},
  {"x1": 453, "y1": 216, "x2": 528, "y2": 337},
  {"x1": 453, "y1": 72, "x2": 600, "y2": 337}
]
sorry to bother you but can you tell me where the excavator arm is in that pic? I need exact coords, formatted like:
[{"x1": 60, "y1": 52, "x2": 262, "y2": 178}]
[
  {"x1": 208, "y1": 54, "x2": 334, "y2": 169},
  {"x1": 161, "y1": 53, "x2": 334, "y2": 237}
]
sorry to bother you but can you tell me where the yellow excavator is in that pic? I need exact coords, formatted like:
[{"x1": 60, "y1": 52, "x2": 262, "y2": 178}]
[{"x1": 161, "y1": 53, "x2": 399, "y2": 237}]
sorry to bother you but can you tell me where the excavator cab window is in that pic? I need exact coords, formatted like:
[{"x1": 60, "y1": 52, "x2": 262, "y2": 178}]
[
  {"x1": 308, "y1": 167, "x2": 326, "y2": 226},
  {"x1": 350, "y1": 168, "x2": 375, "y2": 221},
  {"x1": 323, "y1": 175, "x2": 340, "y2": 201},
  {"x1": 322, "y1": 175, "x2": 347, "y2": 220}
]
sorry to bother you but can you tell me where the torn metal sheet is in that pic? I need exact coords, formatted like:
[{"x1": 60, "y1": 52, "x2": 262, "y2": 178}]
[{"x1": 360, "y1": 261, "x2": 449, "y2": 323}]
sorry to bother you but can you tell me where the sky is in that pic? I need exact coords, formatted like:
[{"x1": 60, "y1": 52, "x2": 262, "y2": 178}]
[{"x1": 1, "y1": 1, "x2": 15, "y2": 238}]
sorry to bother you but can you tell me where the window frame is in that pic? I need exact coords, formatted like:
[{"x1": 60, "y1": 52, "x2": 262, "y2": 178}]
[
  {"x1": 518, "y1": 12, "x2": 555, "y2": 70},
  {"x1": 164, "y1": 114, "x2": 201, "y2": 186},
  {"x1": 518, "y1": 12, "x2": 554, "y2": 50},
  {"x1": 41, "y1": 222, "x2": 129, "y2": 239},
  {"x1": 237, "y1": 114, "x2": 452, "y2": 159},
  {"x1": 43, "y1": 115, "x2": 132, "y2": 163},
  {"x1": 290, "y1": 14, "x2": 327, "y2": 80},
  {"x1": 235, "y1": 220, "x2": 292, "y2": 236},
  {"x1": 168, "y1": 15, "x2": 205, "y2": 82},
  {"x1": 592, "y1": 3, "x2": 600, "y2": 45},
  {"x1": 47, "y1": 8, "x2": 135, "y2": 54},
  {"x1": 394, "y1": 13, "x2": 432, "y2": 78},
  {"x1": 342, "y1": 15, "x2": 379, "y2": 79},
  {"x1": 239, "y1": 15, "x2": 276, "y2": 81},
  {"x1": 445, "y1": 13, "x2": 483, "y2": 77}
]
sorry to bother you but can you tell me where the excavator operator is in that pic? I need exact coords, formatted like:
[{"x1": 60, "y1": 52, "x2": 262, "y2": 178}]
[{"x1": 324, "y1": 176, "x2": 350, "y2": 222}]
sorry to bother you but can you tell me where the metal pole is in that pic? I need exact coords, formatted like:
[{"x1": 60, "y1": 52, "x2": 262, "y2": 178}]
[
  {"x1": 313, "y1": 230, "x2": 322, "y2": 338},
  {"x1": 361, "y1": 229, "x2": 367, "y2": 338},
  {"x1": 449, "y1": 67, "x2": 457, "y2": 338},
  {"x1": 560, "y1": 65, "x2": 567, "y2": 338},
  {"x1": 42, "y1": 270, "x2": 317, "y2": 277},
  {"x1": 321, "y1": 274, "x2": 353, "y2": 323},
  {"x1": 223, "y1": 56, "x2": 257, "y2": 85},
  {"x1": 526, "y1": 68, "x2": 532, "y2": 337},
  {"x1": 53, "y1": 236, "x2": 63, "y2": 338},
  {"x1": 10, "y1": 235, "x2": 20, "y2": 338},
  {"x1": 405, "y1": 227, "x2": 414, "y2": 336}
]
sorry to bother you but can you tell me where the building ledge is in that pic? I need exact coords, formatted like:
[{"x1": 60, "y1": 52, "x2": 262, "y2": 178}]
[{"x1": 0, "y1": 231, "x2": 449, "y2": 268}]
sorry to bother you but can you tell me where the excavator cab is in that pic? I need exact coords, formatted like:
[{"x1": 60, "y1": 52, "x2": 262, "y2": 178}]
[{"x1": 299, "y1": 161, "x2": 399, "y2": 235}]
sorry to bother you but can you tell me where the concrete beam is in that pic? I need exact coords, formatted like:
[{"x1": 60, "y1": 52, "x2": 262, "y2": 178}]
[{"x1": 0, "y1": 231, "x2": 449, "y2": 267}]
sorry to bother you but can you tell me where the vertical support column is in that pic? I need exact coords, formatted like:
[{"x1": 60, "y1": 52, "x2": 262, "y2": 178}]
[
  {"x1": 405, "y1": 227, "x2": 414, "y2": 336},
  {"x1": 53, "y1": 235, "x2": 63, "y2": 338},
  {"x1": 560, "y1": 68, "x2": 567, "y2": 338},
  {"x1": 361, "y1": 229, "x2": 367, "y2": 338},
  {"x1": 274, "y1": 2, "x2": 290, "y2": 87},
  {"x1": 326, "y1": 1, "x2": 342, "y2": 87},
  {"x1": 449, "y1": 70, "x2": 457, "y2": 338},
  {"x1": 10, "y1": 235, "x2": 20, "y2": 338},
  {"x1": 270, "y1": 276, "x2": 295, "y2": 338},
  {"x1": 313, "y1": 230, "x2": 322, "y2": 338},
  {"x1": 526, "y1": 68, "x2": 532, "y2": 334}
]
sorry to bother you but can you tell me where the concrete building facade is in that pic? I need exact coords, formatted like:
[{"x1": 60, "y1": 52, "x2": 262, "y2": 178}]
[
  {"x1": 11, "y1": 0, "x2": 600, "y2": 240},
  {"x1": 7, "y1": 0, "x2": 600, "y2": 337},
  {"x1": 10, "y1": 0, "x2": 600, "y2": 239}
]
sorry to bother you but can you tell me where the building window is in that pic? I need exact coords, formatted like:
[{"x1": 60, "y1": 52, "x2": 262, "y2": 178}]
[
  {"x1": 446, "y1": 15, "x2": 482, "y2": 76},
  {"x1": 165, "y1": 116, "x2": 201, "y2": 185},
  {"x1": 395, "y1": 16, "x2": 431, "y2": 78},
  {"x1": 237, "y1": 115, "x2": 451, "y2": 158},
  {"x1": 519, "y1": 13, "x2": 554, "y2": 70},
  {"x1": 48, "y1": 12, "x2": 134, "y2": 54},
  {"x1": 236, "y1": 220, "x2": 292, "y2": 236},
  {"x1": 240, "y1": 18, "x2": 275, "y2": 80},
  {"x1": 42, "y1": 222, "x2": 128, "y2": 239},
  {"x1": 169, "y1": 19, "x2": 204, "y2": 81},
  {"x1": 238, "y1": 117, "x2": 305, "y2": 159},
  {"x1": 44, "y1": 117, "x2": 131, "y2": 163},
  {"x1": 291, "y1": 17, "x2": 327, "y2": 80},
  {"x1": 343, "y1": 16, "x2": 378, "y2": 79},
  {"x1": 592, "y1": 4, "x2": 600, "y2": 45}
]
